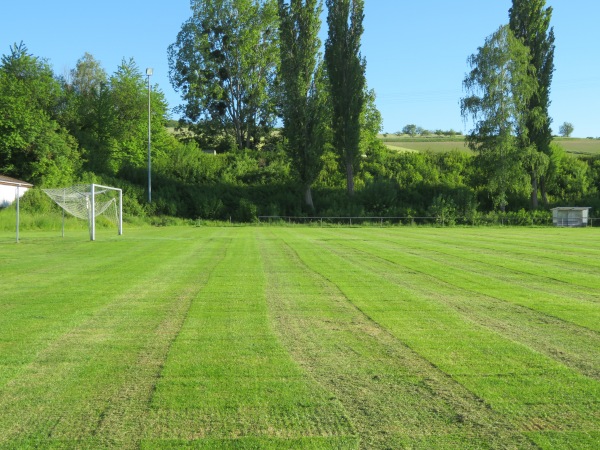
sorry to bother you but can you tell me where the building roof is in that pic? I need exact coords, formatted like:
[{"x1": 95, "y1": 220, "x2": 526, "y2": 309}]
[
  {"x1": 0, "y1": 175, "x2": 33, "y2": 187},
  {"x1": 551, "y1": 207, "x2": 591, "y2": 211}
]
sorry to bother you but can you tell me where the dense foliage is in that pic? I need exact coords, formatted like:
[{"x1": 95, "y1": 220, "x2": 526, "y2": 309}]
[
  {"x1": 1, "y1": 0, "x2": 599, "y2": 224},
  {"x1": 277, "y1": 0, "x2": 327, "y2": 210},
  {"x1": 509, "y1": 0, "x2": 555, "y2": 207},
  {"x1": 461, "y1": 25, "x2": 536, "y2": 211},
  {"x1": 0, "y1": 43, "x2": 80, "y2": 186},
  {"x1": 324, "y1": 0, "x2": 366, "y2": 196},
  {"x1": 168, "y1": 0, "x2": 279, "y2": 152}
]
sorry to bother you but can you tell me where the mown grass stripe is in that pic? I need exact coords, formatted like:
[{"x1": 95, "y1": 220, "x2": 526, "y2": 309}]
[
  {"x1": 259, "y1": 231, "x2": 536, "y2": 448},
  {"x1": 144, "y1": 228, "x2": 355, "y2": 445},
  {"x1": 277, "y1": 228, "x2": 600, "y2": 437},
  {"x1": 323, "y1": 234, "x2": 600, "y2": 381},
  {"x1": 374, "y1": 228, "x2": 600, "y2": 288},
  {"x1": 0, "y1": 228, "x2": 218, "y2": 388},
  {"x1": 358, "y1": 229, "x2": 600, "y2": 312},
  {"x1": 0, "y1": 228, "x2": 224, "y2": 447},
  {"x1": 89, "y1": 231, "x2": 232, "y2": 447},
  {"x1": 348, "y1": 229, "x2": 600, "y2": 331},
  {"x1": 370, "y1": 228, "x2": 600, "y2": 271},
  {"x1": 431, "y1": 229, "x2": 600, "y2": 262}
]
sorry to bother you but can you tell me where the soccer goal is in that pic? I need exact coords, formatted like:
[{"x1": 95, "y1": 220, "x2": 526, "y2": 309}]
[{"x1": 43, "y1": 184, "x2": 123, "y2": 241}]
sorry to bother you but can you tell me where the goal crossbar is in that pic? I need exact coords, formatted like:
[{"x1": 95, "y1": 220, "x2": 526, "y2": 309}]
[{"x1": 43, "y1": 184, "x2": 123, "y2": 241}]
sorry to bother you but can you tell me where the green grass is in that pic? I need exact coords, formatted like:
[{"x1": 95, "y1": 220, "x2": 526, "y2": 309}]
[
  {"x1": 381, "y1": 135, "x2": 470, "y2": 154},
  {"x1": 0, "y1": 226, "x2": 599, "y2": 448},
  {"x1": 553, "y1": 137, "x2": 600, "y2": 156},
  {"x1": 380, "y1": 135, "x2": 600, "y2": 155}
]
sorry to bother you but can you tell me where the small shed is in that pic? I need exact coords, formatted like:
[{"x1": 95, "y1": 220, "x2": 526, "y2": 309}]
[
  {"x1": 0, "y1": 175, "x2": 34, "y2": 208},
  {"x1": 551, "y1": 207, "x2": 591, "y2": 227}
]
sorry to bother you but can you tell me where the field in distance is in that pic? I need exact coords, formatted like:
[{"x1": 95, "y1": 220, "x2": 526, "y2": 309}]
[
  {"x1": 0, "y1": 226, "x2": 599, "y2": 448},
  {"x1": 381, "y1": 134, "x2": 600, "y2": 156}
]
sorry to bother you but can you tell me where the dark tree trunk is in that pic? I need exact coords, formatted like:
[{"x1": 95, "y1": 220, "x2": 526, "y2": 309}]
[
  {"x1": 345, "y1": 161, "x2": 355, "y2": 196},
  {"x1": 531, "y1": 172, "x2": 539, "y2": 209},
  {"x1": 304, "y1": 184, "x2": 314, "y2": 211},
  {"x1": 540, "y1": 175, "x2": 549, "y2": 205}
]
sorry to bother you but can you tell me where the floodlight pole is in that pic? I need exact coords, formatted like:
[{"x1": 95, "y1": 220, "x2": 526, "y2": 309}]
[
  {"x1": 15, "y1": 184, "x2": 20, "y2": 243},
  {"x1": 90, "y1": 184, "x2": 96, "y2": 241},
  {"x1": 146, "y1": 68, "x2": 153, "y2": 203},
  {"x1": 62, "y1": 188, "x2": 65, "y2": 238},
  {"x1": 118, "y1": 188, "x2": 123, "y2": 236}
]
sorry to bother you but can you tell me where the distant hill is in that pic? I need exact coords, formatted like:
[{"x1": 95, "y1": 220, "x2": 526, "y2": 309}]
[
  {"x1": 379, "y1": 135, "x2": 470, "y2": 154},
  {"x1": 379, "y1": 135, "x2": 600, "y2": 156},
  {"x1": 553, "y1": 137, "x2": 600, "y2": 156}
]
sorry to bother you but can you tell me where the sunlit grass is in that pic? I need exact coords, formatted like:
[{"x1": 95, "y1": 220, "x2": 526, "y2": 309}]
[
  {"x1": 380, "y1": 135, "x2": 600, "y2": 155},
  {"x1": 0, "y1": 226, "x2": 598, "y2": 448}
]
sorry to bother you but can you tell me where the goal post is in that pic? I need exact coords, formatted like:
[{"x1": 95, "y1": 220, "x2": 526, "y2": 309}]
[
  {"x1": 89, "y1": 184, "x2": 123, "y2": 240},
  {"x1": 43, "y1": 184, "x2": 123, "y2": 241}
]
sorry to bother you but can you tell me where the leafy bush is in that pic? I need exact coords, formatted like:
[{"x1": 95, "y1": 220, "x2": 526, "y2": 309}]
[
  {"x1": 359, "y1": 178, "x2": 398, "y2": 215},
  {"x1": 235, "y1": 198, "x2": 258, "y2": 222},
  {"x1": 18, "y1": 188, "x2": 56, "y2": 214},
  {"x1": 427, "y1": 194, "x2": 457, "y2": 226}
]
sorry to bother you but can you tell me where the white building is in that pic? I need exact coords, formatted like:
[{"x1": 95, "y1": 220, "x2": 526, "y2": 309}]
[
  {"x1": 551, "y1": 207, "x2": 591, "y2": 227},
  {"x1": 0, "y1": 175, "x2": 33, "y2": 208}
]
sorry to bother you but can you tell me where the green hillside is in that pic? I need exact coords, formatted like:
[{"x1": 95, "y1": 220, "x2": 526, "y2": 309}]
[{"x1": 381, "y1": 135, "x2": 600, "y2": 156}]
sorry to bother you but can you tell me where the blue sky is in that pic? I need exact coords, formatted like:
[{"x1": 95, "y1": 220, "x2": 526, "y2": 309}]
[{"x1": 1, "y1": 1, "x2": 598, "y2": 137}]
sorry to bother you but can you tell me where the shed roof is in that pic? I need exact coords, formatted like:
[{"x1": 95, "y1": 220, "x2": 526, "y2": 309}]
[
  {"x1": 0, "y1": 175, "x2": 33, "y2": 187},
  {"x1": 551, "y1": 207, "x2": 591, "y2": 211}
]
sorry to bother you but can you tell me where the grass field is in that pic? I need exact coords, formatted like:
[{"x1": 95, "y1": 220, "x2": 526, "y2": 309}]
[
  {"x1": 381, "y1": 136, "x2": 469, "y2": 154},
  {"x1": 381, "y1": 135, "x2": 600, "y2": 156},
  {"x1": 553, "y1": 138, "x2": 600, "y2": 156},
  {"x1": 1, "y1": 226, "x2": 599, "y2": 448}
]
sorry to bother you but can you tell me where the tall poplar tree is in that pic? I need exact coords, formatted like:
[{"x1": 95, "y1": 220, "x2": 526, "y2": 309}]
[
  {"x1": 509, "y1": 0, "x2": 555, "y2": 207},
  {"x1": 278, "y1": 0, "x2": 327, "y2": 210},
  {"x1": 324, "y1": 0, "x2": 366, "y2": 196}
]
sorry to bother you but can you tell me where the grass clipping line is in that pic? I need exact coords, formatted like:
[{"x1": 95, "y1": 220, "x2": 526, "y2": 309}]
[{"x1": 259, "y1": 231, "x2": 536, "y2": 448}]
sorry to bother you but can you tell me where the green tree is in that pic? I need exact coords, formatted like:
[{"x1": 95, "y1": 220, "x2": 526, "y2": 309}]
[
  {"x1": 168, "y1": 0, "x2": 279, "y2": 151},
  {"x1": 108, "y1": 59, "x2": 148, "y2": 171},
  {"x1": 402, "y1": 124, "x2": 417, "y2": 136},
  {"x1": 461, "y1": 25, "x2": 536, "y2": 211},
  {"x1": 545, "y1": 143, "x2": 589, "y2": 202},
  {"x1": 0, "y1": 43, "x2": 80, "y2": 185},
  {"x1": 277, "y1": 0, "x2": 327, "y2": 210},
  {"x1": 360, "y1": 88, "x2": 383, "y2": 157},
  {"x1": 324, "y1": 0, "x2": 366, "y2": 195},
  {"x1": 70, "y1": 52, "x2": 107, "y2": 97},
  {"x1": 106, "y1": 58, "x2": 172, "y2": 175},
  {"x1": 60, "y1": 53, "x2": 111, "y2": 173},
  {"x1": 585, "y1": 155, "x2": 600, "y2": 199},
  {"x1": 509, "y1": 0, "x2": 555, "y2": 208},
  {"x1": 559, "y1": 122, "x2": 574, "y2": 137}
]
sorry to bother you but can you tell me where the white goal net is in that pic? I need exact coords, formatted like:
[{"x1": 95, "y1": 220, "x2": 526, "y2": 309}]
[{"x1": 43, "y1": 184, "x2": 123, "y2": 241}]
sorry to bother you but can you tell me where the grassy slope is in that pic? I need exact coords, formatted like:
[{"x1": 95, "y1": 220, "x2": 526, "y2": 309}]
[
  {"x1": 0, "y1": 226, "x2": 598, "y2": 448},
  {"x1": 381, "y1": 136, "x2": 470, "y2": 154},
  {"x1": 381, "y1": 135, "x2": 600, "y2": 155},
  {"x1": 553, "y1": 137, "x2": 600, "y2": 155}
]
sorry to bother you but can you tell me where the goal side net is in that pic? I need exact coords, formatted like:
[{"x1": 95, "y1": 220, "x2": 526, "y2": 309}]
[{"x1": 43, "y1": 184, "x2": 123, "y2": 241}]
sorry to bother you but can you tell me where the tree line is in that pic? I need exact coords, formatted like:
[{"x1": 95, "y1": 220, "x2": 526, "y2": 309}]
[
  {"x1": 1, "y1": 0, "x2": 599, "y2": 222},
  {"x1": 0, "y1": 44, "x2": 174, "y2": 185},
  {"x1": 169, "y1": 0, "x2": 370, "y2": 203}
]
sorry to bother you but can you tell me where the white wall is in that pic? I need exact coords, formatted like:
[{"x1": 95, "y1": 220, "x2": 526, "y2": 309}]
[{"x1": 0, "y1": 184, "x2": 30, "y2": 208}]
